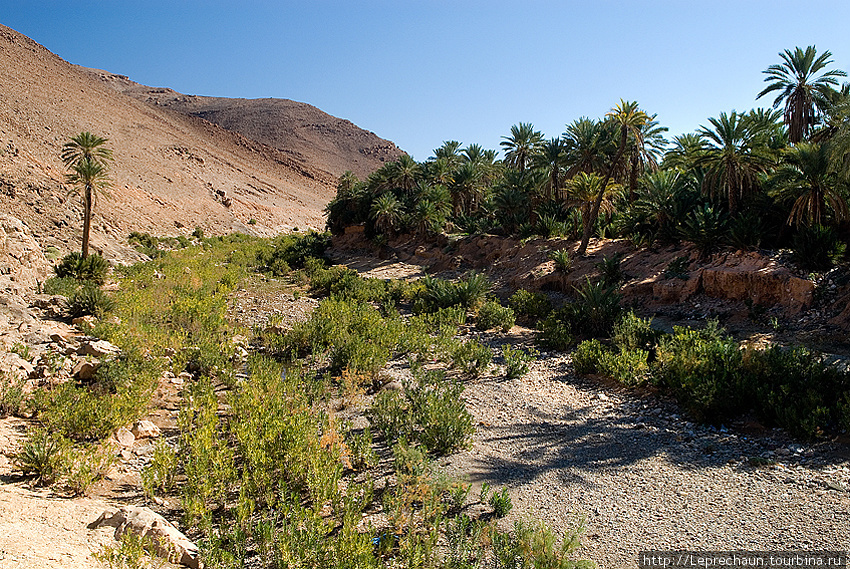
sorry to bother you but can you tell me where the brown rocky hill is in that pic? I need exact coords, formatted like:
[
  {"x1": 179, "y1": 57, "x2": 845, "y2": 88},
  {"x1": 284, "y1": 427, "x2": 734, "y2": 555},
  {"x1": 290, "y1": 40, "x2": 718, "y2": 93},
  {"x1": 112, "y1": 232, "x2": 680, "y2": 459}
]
[
  {"x1": 0, "y1": 24, "x2": 396, "y2": 261},
  {"x1": 91, "y1": 71, "x2": 404, "y2": 182}
]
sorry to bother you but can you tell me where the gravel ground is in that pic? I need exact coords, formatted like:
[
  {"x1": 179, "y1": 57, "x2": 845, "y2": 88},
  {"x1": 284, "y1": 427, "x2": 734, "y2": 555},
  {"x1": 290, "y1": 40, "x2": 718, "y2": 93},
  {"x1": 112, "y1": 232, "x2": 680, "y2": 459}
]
[{"x1": 441, "y1": 347, "x2": 850, "y2": 568}]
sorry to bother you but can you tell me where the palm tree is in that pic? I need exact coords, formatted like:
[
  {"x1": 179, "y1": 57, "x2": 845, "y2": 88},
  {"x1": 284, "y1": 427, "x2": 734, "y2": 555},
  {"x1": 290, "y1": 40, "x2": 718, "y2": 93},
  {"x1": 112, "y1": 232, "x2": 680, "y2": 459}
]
[
  {"x1": 370, "y1": 193, "x2": 403, "y2": 235},
  {"x1": 65, "y1": 157, "x2": 110, "y2": 259},
  {"x1": 449, "y1": 162, "x2": 484, "y2": 215},
  {"x1": 432, "y1": 140, "x2": 463, "y2": 170},
  {"x1": 577, "y1": 100, "x2": 650, "y2": 256},
  {"x1": 562, "y1": 117, "x2": 614, "y2": 177},
  {"x1": 757, "y1": 46, "x2": 846, "y2": 144},
  {"x1": 566, "y1": 172, "x2": 618, "y2": 245},
  {"x1": 62, "y1": 132, "x2": 113, "y2": 258},
  {"x1": 662, "y1": 133, "x2": 710, "y2": 172},
  {"x1": 387, "y1": 155, "x2": 421, "y2": 197},
  {"x1": 532, "y1": 137, "x2": 568, "y2": 200},
  {"x1": 500, "y1": 123, "x2": 544, "y2": 172},
  {"x1": 695, "y1": 111, "x2": 774, "y2": 215},
  {"x1": 623, "y1": 114, "x2": 668, "y2": 202},
  {"x1": 768, "y1": 142, "x2": 848, "y2": 227}
]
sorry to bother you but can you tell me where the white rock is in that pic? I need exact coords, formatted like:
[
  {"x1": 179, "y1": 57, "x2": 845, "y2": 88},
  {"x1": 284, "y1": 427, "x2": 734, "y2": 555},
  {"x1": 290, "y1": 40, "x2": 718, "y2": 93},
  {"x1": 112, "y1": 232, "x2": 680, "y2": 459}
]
[
  {"x1": 114, "y1": 426, "x2": 135, "y2": 448},
  {"x1": 89, "y1": 506, "x2": 200, "y2": 568},
  {"x1": 131, "y1": 420, "x2": 161, "y2": 439}
]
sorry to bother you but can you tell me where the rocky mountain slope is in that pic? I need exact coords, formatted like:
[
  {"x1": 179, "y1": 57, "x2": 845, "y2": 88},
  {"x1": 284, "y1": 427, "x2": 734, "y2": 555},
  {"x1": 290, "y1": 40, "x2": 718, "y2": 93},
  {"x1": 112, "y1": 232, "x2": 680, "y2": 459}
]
[
  {"x1": 90, "y1": 70, "x2": 404, "y2": 181},
  {"x1": 0, "y1": 24, "x2": 396, "y2": 261}
]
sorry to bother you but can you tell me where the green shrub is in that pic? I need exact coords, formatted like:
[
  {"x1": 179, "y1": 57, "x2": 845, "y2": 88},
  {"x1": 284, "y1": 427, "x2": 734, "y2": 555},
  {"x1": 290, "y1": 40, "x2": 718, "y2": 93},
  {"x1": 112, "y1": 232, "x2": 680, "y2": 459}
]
[
  {"x1": 142, "y1": 439, "x2": 178, "y2": 499},
  {"x1": 259, "y1": 231, "x2": 331, "y2": 275},
  {"x1": 128, "y1": 231, "x2": 163, "y2": 258},
  {"x1": 371, "y1": 370, "x2": 474, "y2": 455},
  {"x1": 509, "y1": 289, "x2": 552, "y2": 322},
  {"x1": 42, "y1": 276, "x2": 81, "y2": 297},
  {"x1": 415, "y1": 272, "x2": 490, "y2": 312},
  {"x1": 792, "y1": 225, "x2": 846, "y2": 272},
  {"x1": 488, "y1": 487, "x2": 513, "y2": 518},
  {"x1": 548, "y1": 248, "x2": 573, "y2": 272},
  {"x1": 54, "y1": 252, "x2": 110, "y2": 284},
  {"x1": 599, "y1": 348, "x2": 651, "y2": 387},
  {"x1": 678, "y1": 204, "x2": 729, "y2": 257},
  {"x1": 612, "y1": 311, "x2": 660, "y2": 352},
  {"x1": 67, "y1": 285, "x2": 115, "y2": 317},
  {"x1": 476, "y1": 300, "x2": 515, "y2": 332},
  {"x1": 65, "y1": 442, "x2": 116, "y2": 496},
  {"x1": 449, "y1": 339, "x2": 493, "y2": 378},
  {"x1": 0, "y1": 373, "x2": 24, "y2": 417},
  {"x1": 537, "y1": 307, "x2": 577, "y2": 351},
  {"x1": 654, "y1": 322, "x2": 745, "y2": 422},
  {"x1": 741, "y1": 346, "x2": 850, "y2": 438},
  {"x1": 502, "y1": 345, "x2": 537, "y2": 379},
  {"x1": 595, "y1": 252, "x2": 625, "y2": 287},
  {"x1": 14, "y1": 429, "x2": 68, "y2": 486},
  {"x1": 572, "y1": 278, "x2": 621, "y2": 337},
  {"x1": 571, "y1": 339, "x2": 608, "y2": 375}
]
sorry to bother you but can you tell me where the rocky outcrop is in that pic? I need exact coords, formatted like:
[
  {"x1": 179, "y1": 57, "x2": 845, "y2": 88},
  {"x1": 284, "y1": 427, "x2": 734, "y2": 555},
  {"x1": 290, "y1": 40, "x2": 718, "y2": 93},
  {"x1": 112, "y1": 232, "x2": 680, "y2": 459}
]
[
  {"x1": 0, "y1": 214, "x2": 50, "y2": 295},
  {"x1": 89, "y1": 506, "x2": 200, "y2": 568}
]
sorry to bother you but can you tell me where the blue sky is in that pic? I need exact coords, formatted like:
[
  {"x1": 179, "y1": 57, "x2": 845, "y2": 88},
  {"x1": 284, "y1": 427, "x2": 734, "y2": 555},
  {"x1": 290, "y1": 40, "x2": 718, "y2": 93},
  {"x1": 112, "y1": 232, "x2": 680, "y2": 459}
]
[{"x1": 4, "y1": 1, "x2": 850, "y2": 161}]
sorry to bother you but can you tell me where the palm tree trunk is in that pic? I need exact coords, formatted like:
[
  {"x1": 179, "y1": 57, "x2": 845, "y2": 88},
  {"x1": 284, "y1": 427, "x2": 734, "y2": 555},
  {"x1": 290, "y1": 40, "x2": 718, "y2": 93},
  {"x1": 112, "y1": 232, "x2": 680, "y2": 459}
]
[
  {"x1": 577, "y1": 129, "x2": 627, "y2": 256},
  {"x1": 82, "y1": 184, "x2": 92, "y2": 259}
]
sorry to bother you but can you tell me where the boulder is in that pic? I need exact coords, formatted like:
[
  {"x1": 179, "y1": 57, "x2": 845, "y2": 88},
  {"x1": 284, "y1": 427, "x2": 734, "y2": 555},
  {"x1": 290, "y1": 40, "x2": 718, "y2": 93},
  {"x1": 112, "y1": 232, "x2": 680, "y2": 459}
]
[
  {"x1": 79, "y1": 339, "x2": 120, "y2": 358},
  {"x1": 71, "y1": 358, "x2": 100, "y2": 380},
  {"x1": 114, "y1": 426, "x2": 135, "y2": 447},
  {"x1": 88, "y1": 506, "x2": 201, "y2": 568},
  {"x1": 131, "y1": 420, "x2": 161, "y2": 439}
]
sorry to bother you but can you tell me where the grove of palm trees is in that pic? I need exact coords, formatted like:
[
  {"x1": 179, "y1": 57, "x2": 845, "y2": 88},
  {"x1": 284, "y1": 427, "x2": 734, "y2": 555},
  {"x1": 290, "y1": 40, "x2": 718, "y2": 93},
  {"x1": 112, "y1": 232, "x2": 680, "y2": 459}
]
[{"x1": 328, "y1": 46, "x2": 850, "y2": 272}]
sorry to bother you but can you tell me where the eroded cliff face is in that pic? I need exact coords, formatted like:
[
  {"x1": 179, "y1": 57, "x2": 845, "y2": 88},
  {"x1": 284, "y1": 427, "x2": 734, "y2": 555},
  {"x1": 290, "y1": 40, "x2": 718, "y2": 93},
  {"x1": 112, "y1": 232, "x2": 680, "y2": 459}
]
[
  {"x1": 0, "y1": 214, "x2": 50, "y2": 296},
  {"x1": 335, "y1": 232, "x2": 819, "y2": 316}
]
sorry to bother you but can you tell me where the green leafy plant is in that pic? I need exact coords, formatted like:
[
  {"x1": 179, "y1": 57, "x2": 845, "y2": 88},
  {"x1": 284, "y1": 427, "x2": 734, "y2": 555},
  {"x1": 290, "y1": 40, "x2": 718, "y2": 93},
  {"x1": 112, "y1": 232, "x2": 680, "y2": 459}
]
[
  {"x1": 663, "y1": 256, "x2": 691, "y2": 280},
  {"x1": 548, "y1": 248, "x2": 573, "y2": 272},
  {"x1": 14, "y1": 429, "x2": 68, "y2": 486},
  {"x1": 54, "y1": 252, "x2": 110, "y2": 284},
  {"x1": 612, "y1": 311, "x2": 660, "y2": 352},
  {"x1": 93, "y1": 532, "x2": 164, "y2": 569},
  {"x1": 67, "y1": 285, "x2": 116, "y2": 318},
  {"x1": 476, "y1": 300, "x2": 516, "y2": 332},
  {"x1": 792, "y1": 224, "x2": 846, "y2": 271},
  {"x1": 509, "y1": 289, "x2": 552, "y2": 323},
  {"x1": 142, "y1": 439, "x2": 178, "y2": 499},
  {"x1": 0, "y1": 373, "x2": 24, "y2": 418},
  {"x1": 571, "y1": 339, "x2": 609, "y2": 375},
  {"x1": 595, "y1": 252, "x2": 625, "y2": 287},
  {"x1": 502, "y1": 345, "x2": 537, "y2": 379},
  {"x1": 489, "y1": 486, "x2": 513, "y2": 518}
]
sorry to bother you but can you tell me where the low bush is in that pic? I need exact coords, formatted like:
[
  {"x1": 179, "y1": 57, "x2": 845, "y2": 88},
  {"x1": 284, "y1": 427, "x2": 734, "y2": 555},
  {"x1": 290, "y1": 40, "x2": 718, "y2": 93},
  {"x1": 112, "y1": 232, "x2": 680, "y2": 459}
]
[
  {"x1": 448, "y1": 338, "x2": 493, "y2": 378},
  {"x1": 612, "y1": 311, "x2": 660, "y2": 352},
  {"x1": 599, "y1": 348, "x2": 651, "y2": 387},
  {"x1": 14, "y1": 429, "x2": 68, "y2": 486},
  {"x1": 654, "y1": 321, "x2": 745, "y2": 422},
  {"x1": 595, "y1": 252, "x2": 625, "y2": 287},
  {"x1": 488, "y1": 486, "x2": 513, "y2": 518},
  {"x1": 476, "y1": 300, "x2": 515, "y2": 332},
  {"x1": 571, "y1": 339, "x2": 608, "y2": 375},
  {"x1": 259, "y1": 231, "x2": 331, "y2": 275},
  {"x1": 67, "y1": 285, "x2": 115, "y2": 318},
  {"x1": 741, "y1": 346, "x2": 850, "y2": 438},
  {"x1": 502, "y1": 345, "x2": 537, "y2": 379},
  {"x1": 537, "y1": 307, "x2": 577, "y2": 351},
  {"x1": 548, "y1": 248, "x2": 573, "y2": 272},
  {"x1": 509, "y1": 289, "x2": 552, "y2": 323},
  {"x1": 414, "y1": 272, "x2": 490, "y2": 313},
  {"x1": 573, "y1": 278, "x2": 622, "y2": 337},
  {"x1": 54, "y1": 252, "x2": 110, "y2": 284},
  {"x1": 370, "y1": 370, "x2": 474, "y2": 455},
  {"x1": 0, "y1": 372, "x2": 24, "y2": 417}
]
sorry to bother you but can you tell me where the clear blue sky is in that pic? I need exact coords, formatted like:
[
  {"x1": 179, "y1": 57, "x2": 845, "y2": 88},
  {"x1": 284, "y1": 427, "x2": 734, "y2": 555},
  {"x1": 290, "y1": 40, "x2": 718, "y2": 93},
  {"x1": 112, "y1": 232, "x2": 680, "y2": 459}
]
[{"x1": 4, "y1": 1, "x2": 850, "y2": 161}]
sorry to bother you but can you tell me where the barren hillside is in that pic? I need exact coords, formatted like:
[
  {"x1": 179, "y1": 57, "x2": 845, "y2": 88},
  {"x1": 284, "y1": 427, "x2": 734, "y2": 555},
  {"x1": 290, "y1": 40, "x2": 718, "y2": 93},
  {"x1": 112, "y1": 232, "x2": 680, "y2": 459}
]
[
  {"x1": 90, "y1": 69, "x2": 404, "y2": 181},
  {"x1": 0, "y1": 24, "x2": 381, "y2": 260}
]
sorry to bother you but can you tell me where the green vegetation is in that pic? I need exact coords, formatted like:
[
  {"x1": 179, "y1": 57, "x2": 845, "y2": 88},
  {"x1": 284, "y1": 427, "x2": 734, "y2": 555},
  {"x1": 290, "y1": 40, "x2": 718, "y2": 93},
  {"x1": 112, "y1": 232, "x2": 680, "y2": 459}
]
[
  {"x1": 325, "y1": 45, "x2": 850, "y2": 273},
  {"x1": 62, "y1": 132, "x2": 113, "y2": 259}
]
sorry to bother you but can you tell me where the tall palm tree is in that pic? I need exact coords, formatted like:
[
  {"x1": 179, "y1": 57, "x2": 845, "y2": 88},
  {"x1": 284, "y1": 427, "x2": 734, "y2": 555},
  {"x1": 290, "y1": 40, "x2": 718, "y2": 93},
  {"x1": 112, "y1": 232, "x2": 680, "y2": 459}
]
[
  {"x1": 562, "y1": 117, "x2": 614, "y2": 177},
  {"x1": 432, "y1": 140, "x2": 463, "y2": 170},
  {"x1": 577, "y1": 100, "x2": 650, "y2": 256},
  {"x1": 500, "y1": 122, "x2": 544, "y2": 172},
  {"x1": 449, "y1": 162, "x2": 484, "y2": 215},
  {"x1": 370, "y1": 193, "x2": 403, "y2": 235},
  {"x1": 65, "y1": 157, "x2": 110, "y2": 259},
  {"x1": 662, "y1": 133, "x2": 710, "y2": 172},
  {"x1": 566, "y1": 172, "x2": 618, "y2": 245},
  {"x1": 695, "y1": 111, "x2": 774, "y2": 215},
  {"x1": 532, "y1": 137, "x2": 567, "y2": 200},
  {"x1": 757, "y1": 46, "x2": 846, "y2": 144},
  {"x1": 623, "y1": 114, "x2": 668, "y2": 202},
  {"x1": 62, "y1": 132, "x2": 113, "y2": 258},
  {"x1": 768, "y1": 141, "x2": 848, "y2": 227},
  {"x1": 387, "y1": 155, "x2": 421, "y2": 197}
]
